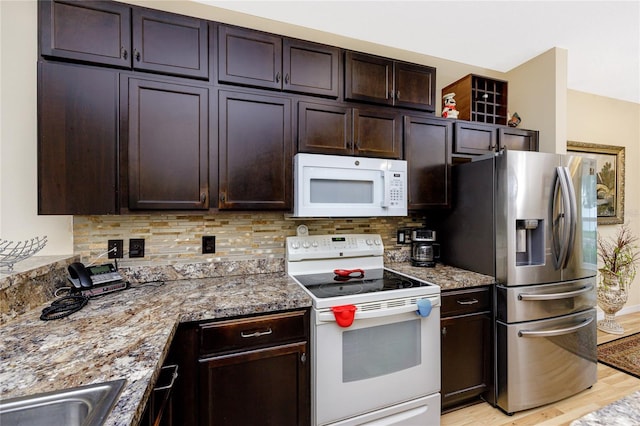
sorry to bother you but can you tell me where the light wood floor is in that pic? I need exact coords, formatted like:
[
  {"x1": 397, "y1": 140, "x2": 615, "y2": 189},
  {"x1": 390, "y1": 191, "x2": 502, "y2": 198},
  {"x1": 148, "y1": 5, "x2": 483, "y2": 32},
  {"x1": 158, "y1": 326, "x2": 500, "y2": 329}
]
[{"x1": 441, "y1": 311, "x2": 640, "y2": 426}]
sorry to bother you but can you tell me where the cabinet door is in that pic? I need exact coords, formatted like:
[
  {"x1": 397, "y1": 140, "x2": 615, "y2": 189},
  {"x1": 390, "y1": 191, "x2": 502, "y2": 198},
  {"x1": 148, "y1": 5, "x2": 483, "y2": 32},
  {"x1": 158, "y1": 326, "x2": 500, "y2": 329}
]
[
  {"x1": 132, "y1": 8, "x2": 208, "y2": 79},
  {"x1": 218, "y1": 25, "x2": 283, "y2": 90},
  {"x1": 345, "y1": 51, "x2": 393, "y2": 106},
  {"x1": 498, "y1": 127, "x2": 539, "y2": 152},
  {"x1": 298, "y1": 101, "x2": 352, "y2": 155},
  {"x1": 441, "y1": 312, "x2": 491, "y2": 411},
  {"x1": 404, "y1": 116, "x2": 452, "y2": 209},
  {"x1": 39, "y1": 0, "x2": 131, "y2": 68},
  {"x1": 38, "y1": 62, "x2": 118, "y2": 215},
  {"x1": 441, "y1": 287, "x2": 492, "y2": 412},
  {"x1": 453, "y1": 121, "x2": 498, "y2": 155},
  {"x1": 283, "y1": 39, "x2": 340, "y2": 98},
  {"x1": 394, "y1": 62, "x2": 436, "y2": 112},
  {"x1": 199, "y1": 342, "x2": 309, "y2": 426},
  {"x1": 127, "y1": 78, "x2": 209, "y2": 210},
  {"x1": 219, "y1": 91, "x2": 292, "y2": 210},
  {"x1": 353, "y1": 108, "x2": 402, "y2": 159}
]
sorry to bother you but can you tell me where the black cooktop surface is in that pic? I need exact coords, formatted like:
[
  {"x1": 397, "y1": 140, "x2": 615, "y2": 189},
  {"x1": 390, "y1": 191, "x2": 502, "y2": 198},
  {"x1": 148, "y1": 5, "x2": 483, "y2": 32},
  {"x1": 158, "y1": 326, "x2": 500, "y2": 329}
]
[{"x1": 293, "y1": 268, "x2": 433, "y2": 299}]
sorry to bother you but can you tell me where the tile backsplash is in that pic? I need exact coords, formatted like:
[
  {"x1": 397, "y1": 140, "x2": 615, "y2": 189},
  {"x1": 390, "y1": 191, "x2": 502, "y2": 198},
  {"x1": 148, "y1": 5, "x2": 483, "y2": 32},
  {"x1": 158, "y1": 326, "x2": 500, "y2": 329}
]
[{"x1": 74, "y1": 213, "x2": 425, "y2": 266}]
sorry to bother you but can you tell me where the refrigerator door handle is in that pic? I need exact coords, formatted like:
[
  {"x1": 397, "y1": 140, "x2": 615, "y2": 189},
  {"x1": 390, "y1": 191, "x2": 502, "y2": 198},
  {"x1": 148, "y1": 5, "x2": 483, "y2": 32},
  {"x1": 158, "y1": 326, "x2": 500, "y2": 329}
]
[
  {"x1": 561, "y1": 167, "x2": 578, "y2": 266},
  {"x1": 551, "y1": 167, "x2": 576, "y2": 269},
  {"x1": 517, "y1": 317, "x2": 593, "y2": 338},
  {"x1": 518, "y1": 285, "x2": 594, "y2": 301}
]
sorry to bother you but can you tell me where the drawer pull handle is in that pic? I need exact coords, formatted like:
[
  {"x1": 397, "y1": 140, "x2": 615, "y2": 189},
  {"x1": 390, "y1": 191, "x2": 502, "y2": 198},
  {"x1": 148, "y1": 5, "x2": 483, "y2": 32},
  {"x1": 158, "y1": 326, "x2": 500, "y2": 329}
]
[
  {"x1": 241, "y1": 328, "x2": 273, "y2": 338},
  {"x1": 456, "y1": 298, "x2": 479, "y2": 305}
]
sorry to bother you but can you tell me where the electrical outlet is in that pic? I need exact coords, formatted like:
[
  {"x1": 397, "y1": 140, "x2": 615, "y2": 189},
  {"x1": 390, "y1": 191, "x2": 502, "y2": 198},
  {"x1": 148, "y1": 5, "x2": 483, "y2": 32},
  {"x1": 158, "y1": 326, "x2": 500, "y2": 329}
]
[
  {"x1": 202, "y1": 236, "x2": 216, "y2": 254},
  {"x1": 108, "y1": 239, "x2": 124, "y2": 259},
  {"x1": 129, "y1": 238, "x2": 145, "y2": 258}
]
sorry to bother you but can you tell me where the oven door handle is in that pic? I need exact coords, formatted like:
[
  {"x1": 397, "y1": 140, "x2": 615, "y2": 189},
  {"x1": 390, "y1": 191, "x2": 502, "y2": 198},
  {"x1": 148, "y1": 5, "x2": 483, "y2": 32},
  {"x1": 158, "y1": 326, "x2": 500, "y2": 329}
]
[
  {"x1": 517, "y1": 317, "x2": 593, "y2": 338},
  {"x1": 318, "y1": 299, "x2": 439, "y2": 323},
  {"x1": 518, "y1": 285, "x2": 593, "y2": 301}
]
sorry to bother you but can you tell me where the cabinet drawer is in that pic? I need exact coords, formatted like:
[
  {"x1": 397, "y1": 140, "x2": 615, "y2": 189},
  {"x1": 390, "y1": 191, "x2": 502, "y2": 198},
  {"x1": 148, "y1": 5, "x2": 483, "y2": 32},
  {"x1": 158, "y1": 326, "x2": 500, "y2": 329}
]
[
  {"x1": 199, "y1": 310, "x2": 308, "y2": 356},
  {"x1": 442, "y1": 287, "x2": 491, "y2": 317}
]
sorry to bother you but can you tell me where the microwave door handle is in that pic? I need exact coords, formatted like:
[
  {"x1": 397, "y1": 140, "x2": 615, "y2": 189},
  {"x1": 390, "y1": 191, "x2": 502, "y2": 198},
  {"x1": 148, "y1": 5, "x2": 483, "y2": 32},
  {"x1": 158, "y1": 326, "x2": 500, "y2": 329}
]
[{"x1": 381, "y1": 170, "x2": 390, "y2": 208}]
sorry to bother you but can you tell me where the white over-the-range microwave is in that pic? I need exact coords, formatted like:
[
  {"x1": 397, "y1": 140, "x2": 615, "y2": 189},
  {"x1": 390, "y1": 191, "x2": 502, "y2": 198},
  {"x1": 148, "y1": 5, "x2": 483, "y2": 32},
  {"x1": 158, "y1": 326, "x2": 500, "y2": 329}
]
[{"x1": 292, "y1": 153, "x2": 408, "y2": 217}]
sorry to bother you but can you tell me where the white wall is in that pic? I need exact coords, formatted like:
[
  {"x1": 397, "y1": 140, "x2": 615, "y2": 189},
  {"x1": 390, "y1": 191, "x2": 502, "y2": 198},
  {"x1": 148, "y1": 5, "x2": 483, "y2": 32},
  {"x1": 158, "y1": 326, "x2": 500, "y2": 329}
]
[{"x1": 0, "y1": 1, "x2": 73, "y2": 254}]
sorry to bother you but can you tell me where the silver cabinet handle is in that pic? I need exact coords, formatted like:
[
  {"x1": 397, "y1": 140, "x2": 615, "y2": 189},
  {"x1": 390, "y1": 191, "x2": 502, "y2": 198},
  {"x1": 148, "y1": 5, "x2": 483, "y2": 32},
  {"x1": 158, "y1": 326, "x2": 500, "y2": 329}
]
[
  {"x1": 241, "y1": 328, "x2": 273, "y2": 338},
  {"x1": 519, "y1": 285, "x2": 593, "y2": 301},
  {"x1": 456, "y1": 298, "x2": 479, "y2": 305},
  {"x1": 154, "y1": 364, "x2": 179, "y2": 391},
  {"x1": 518, "y1": 317, "x2": 593, "y2": 338}
]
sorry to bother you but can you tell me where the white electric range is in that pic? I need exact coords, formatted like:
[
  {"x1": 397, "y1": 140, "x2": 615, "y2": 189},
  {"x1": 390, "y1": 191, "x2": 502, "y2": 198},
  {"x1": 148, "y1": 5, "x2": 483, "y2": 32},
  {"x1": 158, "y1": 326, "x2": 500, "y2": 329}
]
[{"x1": 286, "y1": 232, "x2": 441, "y2": 426}]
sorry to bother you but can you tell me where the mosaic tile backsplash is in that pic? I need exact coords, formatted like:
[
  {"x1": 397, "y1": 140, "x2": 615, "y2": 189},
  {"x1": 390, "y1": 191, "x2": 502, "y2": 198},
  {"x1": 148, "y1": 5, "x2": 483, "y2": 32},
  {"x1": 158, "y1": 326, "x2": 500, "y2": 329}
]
[{"x1": 74, "y1": 213, "x2": 426, "y2": 267}]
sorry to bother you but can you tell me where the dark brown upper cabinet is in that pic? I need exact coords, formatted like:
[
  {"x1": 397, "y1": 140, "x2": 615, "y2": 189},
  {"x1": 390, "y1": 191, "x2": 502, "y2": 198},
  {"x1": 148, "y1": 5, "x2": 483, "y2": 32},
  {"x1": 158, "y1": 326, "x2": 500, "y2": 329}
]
[
  {"x1": 404, "y1": 115, "x2": 452, "y2": 209},
  {"x1": 218, "y1": 90, "x2": 292, "y2": 210},
  {"x1": 453, "y1": 121, "x2": 498, "y2": 156},
  {"x1": 124, "y1": 76, "x2": 210, "y2": 210},
  {"x1": 132, "y1": 8, "x2": 208, "y2": 79},
  {"x1": 39, "y1": 1, "x2": 208, "y2": 79},
  {"x1": 498, "y1": 127, "x2": 539, "y2": 152},
  {"x1": 345, "y1": 51, "x2": 436, "y2": 112},
  {"x1": 218, "y1": 25, "x2": 340, "y2": 98},
  {"x1": 453, "y1": 121, "x2": 539, "y2": 156},
  {"x1": 39, "y1": 0, "x2": 131, "y2": 68},
  {"x1": 38, "y1": 61, "x2": 119, "y2": 215},
  {"x1": 298, "y1": 101, "x2": 402, "y2": 159}
]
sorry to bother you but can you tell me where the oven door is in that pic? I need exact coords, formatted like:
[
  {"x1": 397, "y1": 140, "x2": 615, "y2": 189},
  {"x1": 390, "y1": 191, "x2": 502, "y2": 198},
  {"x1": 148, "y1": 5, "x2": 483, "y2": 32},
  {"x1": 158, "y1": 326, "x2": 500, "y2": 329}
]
[{"x1": 313, "y1": 296, "x2": 440, "y2": 425}]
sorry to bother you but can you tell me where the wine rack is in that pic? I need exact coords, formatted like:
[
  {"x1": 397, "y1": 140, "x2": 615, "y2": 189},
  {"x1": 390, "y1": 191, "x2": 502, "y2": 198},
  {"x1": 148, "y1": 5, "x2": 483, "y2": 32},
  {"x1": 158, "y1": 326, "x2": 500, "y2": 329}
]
[{"x1": 442, "y1": 74, "x2": 508, "y2": 125}]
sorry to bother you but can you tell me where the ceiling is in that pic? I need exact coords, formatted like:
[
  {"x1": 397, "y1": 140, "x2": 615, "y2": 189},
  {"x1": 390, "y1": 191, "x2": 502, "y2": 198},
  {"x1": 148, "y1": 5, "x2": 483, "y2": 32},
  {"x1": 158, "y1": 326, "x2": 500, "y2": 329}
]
[{"x1": 199, "y1": 0, "x2": 640, "y2": 104}]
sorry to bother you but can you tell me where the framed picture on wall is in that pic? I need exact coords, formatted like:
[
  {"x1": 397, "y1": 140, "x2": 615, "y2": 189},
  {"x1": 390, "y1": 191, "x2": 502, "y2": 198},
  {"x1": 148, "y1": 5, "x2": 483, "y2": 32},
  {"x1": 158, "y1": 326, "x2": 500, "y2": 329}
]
[{"x1": 567, "y1": 141, "x2": 625, "y2": 225}]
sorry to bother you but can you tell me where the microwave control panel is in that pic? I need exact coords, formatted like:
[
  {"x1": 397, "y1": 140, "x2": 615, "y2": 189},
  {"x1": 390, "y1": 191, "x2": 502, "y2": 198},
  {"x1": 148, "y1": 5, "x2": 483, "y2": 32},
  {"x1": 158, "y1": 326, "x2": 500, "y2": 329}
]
[{"x1": 388, "y1": 173, "x2": 405, "y2": 206}]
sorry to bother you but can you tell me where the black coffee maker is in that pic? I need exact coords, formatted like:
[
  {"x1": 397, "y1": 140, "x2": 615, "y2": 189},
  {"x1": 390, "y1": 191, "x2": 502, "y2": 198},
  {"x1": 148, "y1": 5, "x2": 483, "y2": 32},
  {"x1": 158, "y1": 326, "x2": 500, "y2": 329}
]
[{"x1": 410, "y1": 229, "x2": 440, "y2": 267}]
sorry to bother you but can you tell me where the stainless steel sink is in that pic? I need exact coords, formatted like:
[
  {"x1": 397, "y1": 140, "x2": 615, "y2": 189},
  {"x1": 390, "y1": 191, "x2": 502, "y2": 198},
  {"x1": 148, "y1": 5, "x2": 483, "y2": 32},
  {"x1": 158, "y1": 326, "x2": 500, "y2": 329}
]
[{"x1": 0, "y1": 379, "x2": 125, "y2": 426}]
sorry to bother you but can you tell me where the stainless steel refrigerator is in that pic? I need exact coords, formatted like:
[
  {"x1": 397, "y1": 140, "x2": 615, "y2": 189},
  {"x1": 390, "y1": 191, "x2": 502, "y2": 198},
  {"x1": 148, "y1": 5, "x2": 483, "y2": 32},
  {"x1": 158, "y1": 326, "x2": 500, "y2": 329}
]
[{"x1": 440, "y1": 150, "x2": 598, "y2": 414}]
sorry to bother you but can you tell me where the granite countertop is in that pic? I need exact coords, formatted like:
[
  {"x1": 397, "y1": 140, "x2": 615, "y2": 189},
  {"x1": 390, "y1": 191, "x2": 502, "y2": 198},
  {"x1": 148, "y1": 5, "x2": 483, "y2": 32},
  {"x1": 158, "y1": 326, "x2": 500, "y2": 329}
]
[
  {"x1": 387, "y1": 262, "x2": 496, "y2": 290},
  {"x1": 0, "y1": 272, "x2": 312, "y2": 425}
]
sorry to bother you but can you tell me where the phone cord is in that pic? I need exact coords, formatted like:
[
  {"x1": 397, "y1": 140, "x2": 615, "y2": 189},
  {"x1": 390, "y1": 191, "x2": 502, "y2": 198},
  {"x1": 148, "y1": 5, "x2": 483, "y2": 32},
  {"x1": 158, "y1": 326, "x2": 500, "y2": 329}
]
[{"x1": 40, "y1": 294, "x2": 89, "y2": 321}]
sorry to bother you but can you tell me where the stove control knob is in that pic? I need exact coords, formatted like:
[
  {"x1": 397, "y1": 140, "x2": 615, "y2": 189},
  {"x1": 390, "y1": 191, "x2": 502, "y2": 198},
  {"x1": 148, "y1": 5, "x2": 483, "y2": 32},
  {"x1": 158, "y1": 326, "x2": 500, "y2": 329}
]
[
  {"x1": 366, "y1": 239, "x2": 373, "y2": 245},
  {"x1": 302, "y1": 241, "x2": 310, "y2": 248},
  {"x1": 374, "y1": 239, "x2": 382, "y2": 245},
  {"x1": 291, "y1": 241, "x2": 300, "y2": 250},
  {"x1": 312, "y1": 241, "x2": 318, "y2": 247}
]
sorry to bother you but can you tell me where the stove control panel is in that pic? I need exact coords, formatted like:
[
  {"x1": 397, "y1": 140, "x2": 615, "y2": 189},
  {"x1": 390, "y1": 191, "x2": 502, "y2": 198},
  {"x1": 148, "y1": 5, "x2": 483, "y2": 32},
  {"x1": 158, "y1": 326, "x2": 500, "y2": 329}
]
[{"x1": 286, "y1": 234, "x2": 383, "y2": 261}]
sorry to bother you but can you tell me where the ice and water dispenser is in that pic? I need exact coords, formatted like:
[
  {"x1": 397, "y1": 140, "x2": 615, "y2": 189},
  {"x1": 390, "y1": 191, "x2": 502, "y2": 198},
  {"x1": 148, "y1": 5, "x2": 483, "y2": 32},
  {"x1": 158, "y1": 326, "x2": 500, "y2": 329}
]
[{"x1": 515, "y1": 219, "x2": 544, "y2": 266}]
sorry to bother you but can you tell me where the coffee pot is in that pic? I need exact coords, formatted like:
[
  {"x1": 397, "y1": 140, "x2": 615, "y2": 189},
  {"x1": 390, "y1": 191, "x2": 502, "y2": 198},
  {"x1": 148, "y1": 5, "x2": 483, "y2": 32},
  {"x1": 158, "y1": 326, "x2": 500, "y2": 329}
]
[{"x1": 410, "y1": 229, "x2": 440, "y2": 267}]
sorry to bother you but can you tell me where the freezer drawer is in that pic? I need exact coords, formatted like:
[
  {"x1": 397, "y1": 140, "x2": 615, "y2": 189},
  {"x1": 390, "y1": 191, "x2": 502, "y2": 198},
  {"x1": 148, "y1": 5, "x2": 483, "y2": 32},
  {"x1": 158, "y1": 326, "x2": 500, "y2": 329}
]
[
  {"x1": 496, "y1": 278, "x2": 595, "y2": 323},
  {"x1": 496, "y1": 309, "x2": 597, "y2": 414}
]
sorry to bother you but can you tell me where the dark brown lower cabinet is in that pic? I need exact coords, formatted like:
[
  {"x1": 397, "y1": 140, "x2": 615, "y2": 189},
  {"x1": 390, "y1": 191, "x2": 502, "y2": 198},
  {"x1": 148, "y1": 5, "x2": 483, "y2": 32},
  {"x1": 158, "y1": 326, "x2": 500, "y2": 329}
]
[
  {"x1": 441, "y1": 286, "x2": 493, "y2": 412},
  {"x1": 199, "y1": 342, "x2": 308, "y2": 425},
  {"x1": 169, "y1": 310, "x2": 310, "y2": 426}
]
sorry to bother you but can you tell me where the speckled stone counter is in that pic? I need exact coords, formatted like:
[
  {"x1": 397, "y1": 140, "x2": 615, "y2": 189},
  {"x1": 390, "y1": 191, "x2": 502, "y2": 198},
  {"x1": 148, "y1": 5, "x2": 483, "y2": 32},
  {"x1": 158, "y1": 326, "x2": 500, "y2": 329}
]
[
  {"x1": 570, "y1": 390, "x2": 640, "y2": 425},
  {"x1": 0, "y1": 273, "x2": 312, "y2": 425},
  {"x1": 387, "y1": 262, "x2": 496, "y2": 290}
]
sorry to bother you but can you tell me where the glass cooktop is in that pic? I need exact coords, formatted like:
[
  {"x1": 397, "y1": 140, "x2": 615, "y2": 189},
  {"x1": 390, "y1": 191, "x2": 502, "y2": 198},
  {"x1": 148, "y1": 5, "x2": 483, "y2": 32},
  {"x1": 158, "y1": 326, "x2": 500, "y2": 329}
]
[{"x1": 293, "y1": 268, "x2": 434, "y2": 299}]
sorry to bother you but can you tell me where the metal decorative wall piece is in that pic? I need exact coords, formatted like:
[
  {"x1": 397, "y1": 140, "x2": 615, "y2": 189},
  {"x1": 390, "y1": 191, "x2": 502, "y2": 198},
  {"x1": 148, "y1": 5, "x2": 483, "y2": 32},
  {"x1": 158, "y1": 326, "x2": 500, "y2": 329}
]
[{"x1": 567, "y1": 141, "x2": 625, "y2": 225}]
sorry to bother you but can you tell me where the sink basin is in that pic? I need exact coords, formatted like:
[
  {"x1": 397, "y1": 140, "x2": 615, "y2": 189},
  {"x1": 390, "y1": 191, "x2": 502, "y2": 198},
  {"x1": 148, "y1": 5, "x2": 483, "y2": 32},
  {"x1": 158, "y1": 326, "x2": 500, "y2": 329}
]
[{"x1": 0, "y1": 379, "x2": 125, "y2": 426}]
